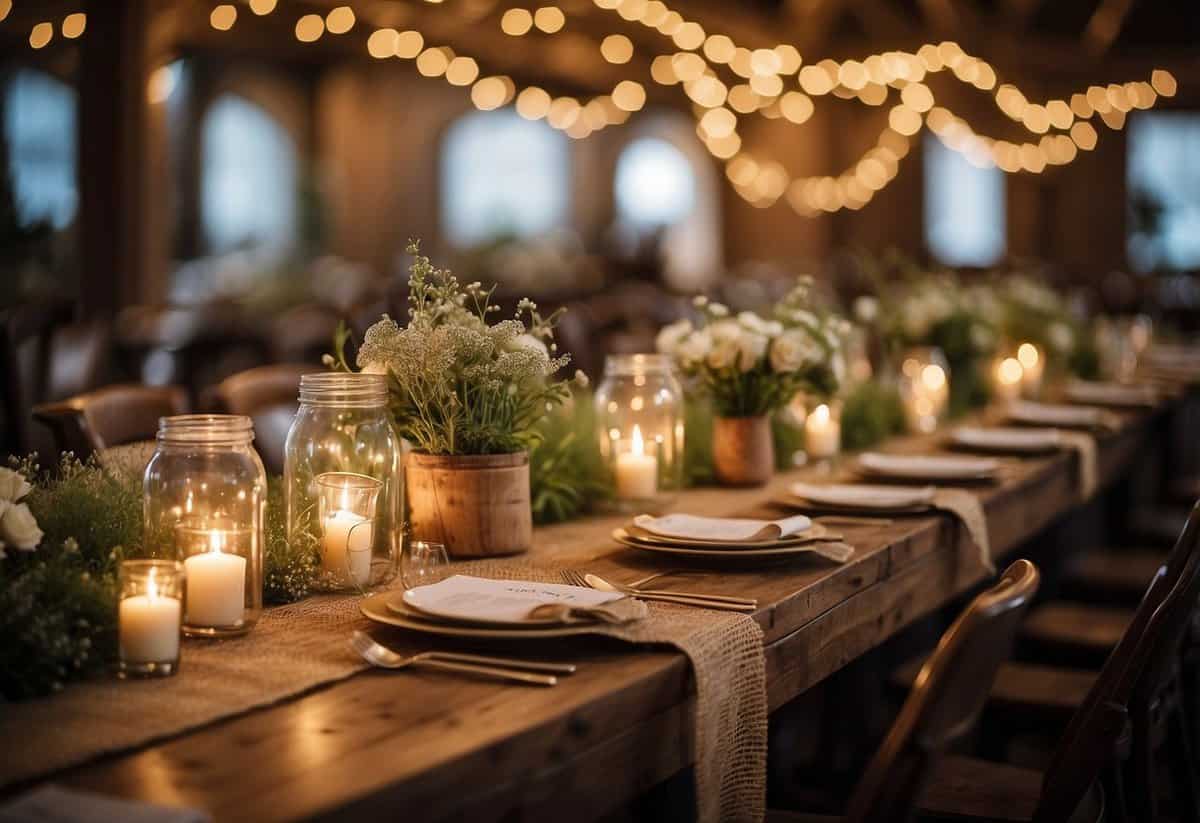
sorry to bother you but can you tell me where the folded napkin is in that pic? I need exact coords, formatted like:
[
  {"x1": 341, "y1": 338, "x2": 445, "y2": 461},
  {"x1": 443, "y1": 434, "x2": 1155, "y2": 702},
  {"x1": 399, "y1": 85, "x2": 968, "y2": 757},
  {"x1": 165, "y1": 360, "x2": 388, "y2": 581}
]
[
  {"x1": 1008, "y1": 401, "x2": 1118, "y2": 431},
  {"x1": 0, "y1": 786, "x2": 210, "y2": 823},
  {"x1": 1065, "y1": 380, "x2": 1159, "y2": 407},
  {"x1": 951, "y1": 426, "x2": 1061, "y2": 453},
  {"x1": 402, "y1": 575, "x2": 647, "y2": 624},
  {"x1": 632, "y1": 513, "x2": 812, "y2": 543},
  {"x1": 787, "y1": 482, "x2": 992, "y2": 572},
  {"x1": 857, "y1": 452, "x2": 1000, "y2": 480},
  {"x1": 789, "y1": 482, "x2": 936, "y2": 510}
]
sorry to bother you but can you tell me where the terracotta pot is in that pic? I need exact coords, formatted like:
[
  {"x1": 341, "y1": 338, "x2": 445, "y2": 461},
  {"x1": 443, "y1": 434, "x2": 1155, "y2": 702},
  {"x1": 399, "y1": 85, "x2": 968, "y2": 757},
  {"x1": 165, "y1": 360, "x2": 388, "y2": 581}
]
[
  {"x1": 712, "y1": 415, "x2": 774, "y2": 487},
  {"x1": 405, "y1": 451, "x2": 532, "y2": 558}
]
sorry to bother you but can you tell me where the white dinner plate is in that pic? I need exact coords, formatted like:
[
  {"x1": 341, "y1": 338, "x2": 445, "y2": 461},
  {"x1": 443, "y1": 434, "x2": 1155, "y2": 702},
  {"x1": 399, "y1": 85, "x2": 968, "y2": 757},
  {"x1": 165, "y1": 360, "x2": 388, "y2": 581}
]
[
  {"x1": 949, "y1": 426, "x2": 1061, "y2": 455},
  {"x1": 613, "y1": 528, "x2": 855, "y2": 562},
  {"x1": 856, "y1": 452, "x2": 999, "y2": 482},
  {"x1": 399, "y1": 575, "x2": 622, "y2": 627},
  {"x1": 623, "y1": 521, "x2": 838, "y2": 549},
  {"x1": 1064, "y1": 381, "x2": 1158, "y2": 408},
  {"x1": 363, "y1": 592, "x2": 604, "y2": 638},
  {"x1": 1007, "y1": 401, "x2": 1114, "y2": 430},
  {"x1": 786, "y1": 482, "x2": 936, "y2": 512}
]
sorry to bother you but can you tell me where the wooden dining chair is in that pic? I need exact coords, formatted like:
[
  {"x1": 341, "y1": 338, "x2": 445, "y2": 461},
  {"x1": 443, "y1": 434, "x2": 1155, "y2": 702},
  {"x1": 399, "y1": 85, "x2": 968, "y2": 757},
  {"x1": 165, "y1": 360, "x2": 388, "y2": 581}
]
[
  {"x1": 207, "y1": 364, "x2": 311, "y2": 475},
  {"x1": 33, "y1": 384, "x2": 188, "y2": 462},
  {"x1": 0, "y1": 299, "x2": 76, "y2": 456},
  {"x1": 769, "y1": 559, "x2": 1041, "y2": 823},
  {"x1": 892, "y1": 501, "x2": 1200, "y2": 822}
]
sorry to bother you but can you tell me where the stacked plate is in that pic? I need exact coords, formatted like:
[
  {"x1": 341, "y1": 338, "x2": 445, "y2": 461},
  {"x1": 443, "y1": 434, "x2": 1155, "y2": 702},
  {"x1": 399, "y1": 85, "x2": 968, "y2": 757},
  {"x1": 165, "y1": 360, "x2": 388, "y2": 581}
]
[
  {"x1": 949, "y1": 426, "x2": 1062, "y2": 455},
  {"x1": 612, "y1": 513, "x2": 854, "y2": 562},
  {"x1": 784, "y1": 482, "x2": 936, "y2": 514},
  {"x1": 1007, "y1": 400, "x2": 1118, "y2": 431},
  {"x1": 855, "y1": 452, "x2": 1000, "y2": 482},
  {"x1": 361, "y1": 575, "x2": 640, "y2": 639}
]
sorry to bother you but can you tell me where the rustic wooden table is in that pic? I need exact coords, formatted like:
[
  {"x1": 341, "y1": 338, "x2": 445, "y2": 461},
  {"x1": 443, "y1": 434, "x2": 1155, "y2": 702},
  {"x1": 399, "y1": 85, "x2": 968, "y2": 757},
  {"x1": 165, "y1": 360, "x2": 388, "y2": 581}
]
[{"x1": 38, "y1": 402, "x2": 1168, "y2": 822}]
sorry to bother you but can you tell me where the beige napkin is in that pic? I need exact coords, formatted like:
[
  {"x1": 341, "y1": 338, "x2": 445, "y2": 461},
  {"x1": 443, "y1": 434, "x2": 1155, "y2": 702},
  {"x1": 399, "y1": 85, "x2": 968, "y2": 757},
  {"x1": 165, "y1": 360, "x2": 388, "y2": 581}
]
[
  {"x1": 401, "y1": 575, "x2": 647, "y2": 625},
  {"x1": 858, "y1": 452, "x2": 999, "y2": 480},
  {"x1": 931, "y1": 489, "x2": 994, "y2": 573},
  {"x1": 632, "y1": 513, "x2": 813, "y2": 543},
  {"x1": 1055, "y1": 430, "x2": 1098, "y2": 500}
]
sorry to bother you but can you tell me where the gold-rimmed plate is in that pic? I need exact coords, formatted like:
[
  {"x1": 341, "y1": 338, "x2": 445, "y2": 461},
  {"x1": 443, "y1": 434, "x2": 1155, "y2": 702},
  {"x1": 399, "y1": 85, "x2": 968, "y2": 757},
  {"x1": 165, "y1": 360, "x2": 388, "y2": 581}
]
[
  {"x1": 361, "y1": 592, "x2": 606, "y2": 639},
  {"x1": 612, "y1": 528, "x2": 854, "y2": 562}
]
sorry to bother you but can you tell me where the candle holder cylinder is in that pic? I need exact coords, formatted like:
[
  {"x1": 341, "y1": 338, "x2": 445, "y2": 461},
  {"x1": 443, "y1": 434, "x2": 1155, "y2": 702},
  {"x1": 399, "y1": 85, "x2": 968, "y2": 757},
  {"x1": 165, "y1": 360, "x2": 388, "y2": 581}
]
[
  {"x1": 284, "y1": 373, "x2": 400, "y2": 591},
  {"x1": 118, "y1": 559, "x2": 184, "y2": 678},
  {"x1": 897, "y1": 347, "x2": 951, "y2": 434},
  {"x1": 594, "y1": 354, "x2": 685, "y2": 512},
  {"x1": 144, "y1": 415, "x2": 265, "y2": 637}
]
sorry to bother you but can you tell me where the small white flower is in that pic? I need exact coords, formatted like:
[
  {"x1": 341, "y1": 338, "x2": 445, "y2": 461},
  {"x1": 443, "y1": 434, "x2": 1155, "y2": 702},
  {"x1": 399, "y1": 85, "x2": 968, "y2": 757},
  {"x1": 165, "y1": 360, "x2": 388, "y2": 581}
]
[
  {"x1": 853, "y1": 296, "x2": 879, "y2": 324},
  {"x1": 0, "y1": 502, "x2": 43, "y2": 551},
  {"x1": 770, "y1": 329, "x2": 821, "y2": 373},
  {"x1": 692, "y1": 295, "x2": 709, "y2": 308},
  {"x1": 63, "y1": 537, "x2": 79, "y2": 554},
  {"x1": 0, "y1": 468, "x2": 31, "y2": 503},
  {"x1": 574, "y1": 370, "x2": 589, "y2": 388},
  {"x1": 321, "y1": 354, "x2": 335, "y2": 367},
  {"x1": 708, "y1": 302, "x2": 730, "y2": 318},
  {"x1": 655, "y1": 319, "x2": 694, "y2": 355}
]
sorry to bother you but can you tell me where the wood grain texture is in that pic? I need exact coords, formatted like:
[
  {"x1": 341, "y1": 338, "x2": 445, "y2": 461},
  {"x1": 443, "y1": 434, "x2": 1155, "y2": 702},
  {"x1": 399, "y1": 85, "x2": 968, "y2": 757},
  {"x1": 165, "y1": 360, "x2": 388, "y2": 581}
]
[{"x1": 37, "y1": 401, "x2": 1173, "y2": 822}]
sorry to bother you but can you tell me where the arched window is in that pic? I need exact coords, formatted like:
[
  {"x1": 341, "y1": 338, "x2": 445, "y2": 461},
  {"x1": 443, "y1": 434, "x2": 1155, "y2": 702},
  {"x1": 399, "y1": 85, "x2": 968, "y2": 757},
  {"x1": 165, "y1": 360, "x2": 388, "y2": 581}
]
[
  {"x1": 440, "y1": 109, "x2": 569, "y2": 247},
  {"x1": 613, "y1": 118, "x2": 720, "y2": 289},
  {"x1": 3, "y1": 69, "x2": 78, "y2": 229},
  {"x1": 200, "y1": 94, "x2": 298, "y2": 255},
  {"x1": 924, "y1": 133, "x2": 1005, "y2": 267},
  {"x1": 1128, "y1": 112, "x2": 1200, "y2": 272}
]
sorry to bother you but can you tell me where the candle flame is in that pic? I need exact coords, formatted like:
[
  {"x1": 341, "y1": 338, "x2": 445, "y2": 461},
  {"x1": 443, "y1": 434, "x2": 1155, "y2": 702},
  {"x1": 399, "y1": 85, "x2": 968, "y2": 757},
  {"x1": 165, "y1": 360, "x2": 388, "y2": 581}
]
[
  {"x1": 920, "y1": 364, "x2": 946, "y2": 391},
  {"x1": 998, "y1": 357, "x2": 1024, "y2": 385},
  {"x1": 208, "y1": 530, "x2": 225, "y2": 554},
  {"x1": 147, "y1": 566, "x2": 159, "y2": 600},
  {"x1": 1017, "y1": 342, "x2": 1039, "y2": 369},
  {"x1": 631, "y1": 424, "x2": 645, "y2": 457},
  {"x1": 810, "y1": 403, "x2": 830, "y2": 424}
]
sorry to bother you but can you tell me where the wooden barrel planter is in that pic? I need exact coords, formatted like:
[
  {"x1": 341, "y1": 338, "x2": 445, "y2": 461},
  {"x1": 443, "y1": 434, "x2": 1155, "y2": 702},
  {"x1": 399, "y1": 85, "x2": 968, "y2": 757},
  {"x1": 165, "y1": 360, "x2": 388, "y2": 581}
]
[{"x1": 405, "y1": 451, "x2": 532, "y2": 558}]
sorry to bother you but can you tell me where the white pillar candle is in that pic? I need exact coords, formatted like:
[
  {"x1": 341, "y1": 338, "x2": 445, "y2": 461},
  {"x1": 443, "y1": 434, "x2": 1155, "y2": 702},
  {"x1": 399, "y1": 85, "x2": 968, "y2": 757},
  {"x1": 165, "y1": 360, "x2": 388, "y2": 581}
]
[
  {"x1": 184, "y1": 533, "x2": 246, "y2": 628},
  {"x1": 804, "y1": 403, "x2": 841, "y2": 459},
  {"x1": 322, "y1": 509, "x2": 373, "y2": 586},
  {"x1": 120, "y1": 583, "x2": 181, "y2": 663},
  {"x1": 615, "y1": 424, "x2": 658, "y2": 500},
  {"x1": 993, "y1": 357, "x2": 1024, "y2": 403}
]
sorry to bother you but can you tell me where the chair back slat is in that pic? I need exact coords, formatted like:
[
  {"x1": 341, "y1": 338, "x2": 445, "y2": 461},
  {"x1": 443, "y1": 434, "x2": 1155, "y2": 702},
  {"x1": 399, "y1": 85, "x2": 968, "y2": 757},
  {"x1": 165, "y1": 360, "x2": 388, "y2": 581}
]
[
  {"x1": 33, "y1": 384, "x2": 188, "y2": 461},
  {"x1": 1035, "y1": 501, "x2": 1200, "y2": 822},
  {"x1": 209, "y1": 364, "x2": 309, "y2": 475},
  {"x1": 846, "y1": 559, "x2": 1041, "y2": 823}
]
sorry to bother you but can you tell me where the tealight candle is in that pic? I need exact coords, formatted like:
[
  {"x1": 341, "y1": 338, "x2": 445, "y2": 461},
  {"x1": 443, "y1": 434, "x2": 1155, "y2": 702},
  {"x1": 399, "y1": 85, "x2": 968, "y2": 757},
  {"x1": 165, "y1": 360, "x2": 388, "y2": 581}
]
[
  {"x1": 183, "y1": 531, "x2": 246, "y2": 630},
  {"x1": 118, "y1": 560, "x2": 183, "y2": 678},
  {"x1": 804, "y1": 403, "x2": 841, "y2": 460},
  {"x1": 615, "y1": 424, "x2": 658, "y2": 500}
]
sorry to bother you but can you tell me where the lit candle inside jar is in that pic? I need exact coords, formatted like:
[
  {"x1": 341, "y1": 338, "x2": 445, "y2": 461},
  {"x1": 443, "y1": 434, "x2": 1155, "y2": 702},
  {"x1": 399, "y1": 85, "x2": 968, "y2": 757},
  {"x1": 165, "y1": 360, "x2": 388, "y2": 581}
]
[
  {"x1": 1017, "y1": 342, "x2": 1043, "y2": 397},
  {"x1": 322, "y1": 484, "x2": 373, "y2": 586},
  {"x1": 184, "y1": 530, "x2": 246, "y2": 628},
  {"x1": 804, "y1": 403, "x2": 841, "y2": 459},
  {"x1": 120, "y1": 568, "x2": 181, "y2": 664},
  {"x1": 993, "y1": 356, "x2": 1024, "y2": 403},
  {"x1": 615, "y1": 424, "x2": 658, "y2": 500}
]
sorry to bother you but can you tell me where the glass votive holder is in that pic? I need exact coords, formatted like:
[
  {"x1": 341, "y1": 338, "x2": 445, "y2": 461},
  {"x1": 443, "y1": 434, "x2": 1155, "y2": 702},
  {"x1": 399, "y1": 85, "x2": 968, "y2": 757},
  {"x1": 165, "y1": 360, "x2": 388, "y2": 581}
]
[
  {"x1": 898, "y1": 347, "x2": 950, "y2": 434},
  {"x1": 118, "y1": 559, "x2": 184, "y2": 679},
  {"x1": 802, "y1": 400, "x2": 842, "y2": 471},
  {"x1": 1016, "y1": 342, "x2": 1044, "y2": 398},
  {"x1": 990, "y1": 355, "x2": 1024, "y2": 404},
  {"x1": 316, "y1": 472, "x2": 383, "y2": 589},
  {"x1": 176, "y1": 518, "x2": 254, "y2": 638}
]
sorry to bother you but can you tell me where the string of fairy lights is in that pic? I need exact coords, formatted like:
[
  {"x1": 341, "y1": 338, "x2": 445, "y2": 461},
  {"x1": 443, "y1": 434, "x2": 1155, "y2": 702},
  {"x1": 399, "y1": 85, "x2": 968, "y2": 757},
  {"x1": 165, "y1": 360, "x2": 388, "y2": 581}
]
[{"x1": 4, "y1": 0, "x2": 1181, "y2": 217}]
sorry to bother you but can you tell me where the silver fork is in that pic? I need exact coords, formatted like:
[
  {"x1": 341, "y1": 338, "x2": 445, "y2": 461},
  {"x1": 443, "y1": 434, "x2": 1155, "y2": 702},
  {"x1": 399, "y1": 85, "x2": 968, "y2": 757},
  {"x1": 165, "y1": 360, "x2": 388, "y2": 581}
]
[
  {"x1": 351, "y1": 631, "x2": 564, "y2": 686},
  {"x1": 561, "y1": 570, "x2": 757, "y2": 610}
]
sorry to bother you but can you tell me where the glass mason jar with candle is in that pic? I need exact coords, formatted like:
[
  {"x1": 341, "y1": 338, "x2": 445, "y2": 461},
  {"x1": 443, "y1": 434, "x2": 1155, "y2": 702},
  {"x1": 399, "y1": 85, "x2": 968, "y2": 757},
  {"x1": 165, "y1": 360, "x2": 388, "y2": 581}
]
[
  {"x1": 143, "y1": 415, "x2": 265, "y2": 638},
  {"x1": 594, "y1": 354, "x2": 684, "y2": 512},
  {"x1": 284, "y1": 373, "x2": 400, "y2": 592},
  {"x1": 897, "y1": 347, "x2": 951, "y2": 434}
]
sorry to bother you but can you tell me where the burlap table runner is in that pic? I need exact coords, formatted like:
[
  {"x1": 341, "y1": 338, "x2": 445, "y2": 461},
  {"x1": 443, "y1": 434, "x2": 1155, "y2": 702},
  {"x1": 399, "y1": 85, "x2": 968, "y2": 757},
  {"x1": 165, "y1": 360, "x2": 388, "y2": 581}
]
[{"x1": 2, "y1": 565, "x2": 768, "y2": 823}]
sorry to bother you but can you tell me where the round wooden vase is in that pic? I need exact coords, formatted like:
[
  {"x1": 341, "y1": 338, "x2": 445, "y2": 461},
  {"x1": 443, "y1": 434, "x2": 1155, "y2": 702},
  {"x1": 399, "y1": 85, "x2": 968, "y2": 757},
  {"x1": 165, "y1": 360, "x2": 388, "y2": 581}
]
[
  {"x1": 405, "y1": 451, "x2": 532, "y2": 558},
  {"x1": 712, "y1": 415, "x2": 775, "y2": 487}
]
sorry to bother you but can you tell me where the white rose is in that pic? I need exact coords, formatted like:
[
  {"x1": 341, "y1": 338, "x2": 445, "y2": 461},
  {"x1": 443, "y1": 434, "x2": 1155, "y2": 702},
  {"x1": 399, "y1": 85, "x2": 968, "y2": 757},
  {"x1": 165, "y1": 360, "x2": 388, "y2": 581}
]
[
  {"x1": 655, "y1": 319, "x2": 694, "y2": 355},
  {"x1": 853, "y1": 296, "x2": 879, "y2": 324},
  {"x1": 676, "y1": 329, "x2": 712, "y2": 367},
  {"x1": 736, "y1": 311, "x2": 781, "y2": 337},
  {"x1": 770, "y1": 329, "x2": 819, "y2": 373},
  {"x1": 0, "y1": 468, "x2": 31, "y2": 503},
  {"x1": 736, "y1": 332, "x2": 768, "y2": 372},
  {"x1": 0, "y1": 502, "x2": 43, "y2": 551}
]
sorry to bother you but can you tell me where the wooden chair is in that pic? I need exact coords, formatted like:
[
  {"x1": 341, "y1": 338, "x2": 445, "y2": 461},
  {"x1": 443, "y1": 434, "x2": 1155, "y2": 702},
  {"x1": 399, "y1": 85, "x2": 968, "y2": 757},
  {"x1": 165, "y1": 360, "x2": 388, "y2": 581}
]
[
  {"x1": 769, "y1": 559, "x2": 1041, "y2": 823},
  {"x1": 0, "y1": 299, "x2": 75, "y2": 456},
  {"x1": 893, "y1": 501, "x2": 1200, "y2": 822},
  {"x1": 208, "y1": 364, "x2": 310, "y2": 474},
  {"x1": 33, "y1": 384, "x2": 188, "y2": 462}
]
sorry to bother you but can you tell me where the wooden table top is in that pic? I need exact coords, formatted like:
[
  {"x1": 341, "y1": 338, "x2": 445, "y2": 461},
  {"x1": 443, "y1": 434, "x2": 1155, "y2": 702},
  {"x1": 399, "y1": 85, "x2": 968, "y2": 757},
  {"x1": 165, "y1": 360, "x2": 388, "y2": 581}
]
[{"x1": 44, "y1": 401, "x2": 1170, "y2": 822}]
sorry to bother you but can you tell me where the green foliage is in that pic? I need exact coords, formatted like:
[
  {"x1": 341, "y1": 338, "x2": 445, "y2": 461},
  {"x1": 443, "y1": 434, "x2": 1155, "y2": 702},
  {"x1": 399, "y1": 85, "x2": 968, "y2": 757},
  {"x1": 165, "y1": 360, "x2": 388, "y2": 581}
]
[
  {"x1": 263, "y1": 476, "x2": 320, "y2": 604},
  {"x1": 682, "y1": 395, "x2": 716, "y2": 486},
  {"x1": 841, "y1": 382, "x2": 906, "y2": 451},
  {"x1": 528, "y1": 393, "x2": 611, "y2": 524}
]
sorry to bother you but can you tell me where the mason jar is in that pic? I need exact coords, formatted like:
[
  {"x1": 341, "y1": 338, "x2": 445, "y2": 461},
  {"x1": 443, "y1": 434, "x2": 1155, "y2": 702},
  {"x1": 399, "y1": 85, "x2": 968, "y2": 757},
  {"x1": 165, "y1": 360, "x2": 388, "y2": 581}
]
[
  {"x1": 593, "y1": 353, "x2": 684, "y2": 512},
  {"x1": 897, "y1": 346, "x2": 951, "y2": 434},
  {"x1": 143, "y1": 415, "x2": 265, "y2": 637},
  {"x1": 284, "y1": 372, "x2": 400, "y2": 591}
]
